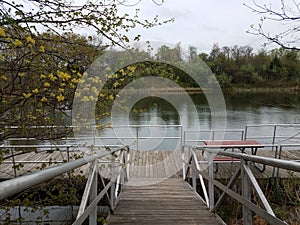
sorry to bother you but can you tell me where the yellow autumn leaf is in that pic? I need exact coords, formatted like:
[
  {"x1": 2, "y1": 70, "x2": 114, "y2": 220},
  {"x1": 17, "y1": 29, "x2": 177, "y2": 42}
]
[
  {"x1": 13, "y1": 39, "x2": 23, "y2": 47},
  {"x1": 39, "y1": 45, "x2": 45, "y2": 53},
  {"x1": 48, "y1": 73, "x2": 57, "y2": 81},
  {"x1": 119, "y1": 69, "x2": 125, "y2": 76},
  {"x1": 113, "y1": 81, "x2": 120, "y2": 88},
  {"x1": 92, "y1": 87, "x2": 98, "y2": 95},
  {"x1": 44, "y1": 82, "x2": 50, "y2": 87},
  {"x1": 71, "y1": 78, "x2": 79, "y2": 83},
  {"x1": 0, "y1": 27, "x2": 5, "y2": 37},
  {"x1": 56, "y1": 94, "x2": 64, "y2": 102},
  {"x1": 127, "y1": 65, "x2": 136, "y2": 73},
  {"x1": 57, "y1": 71, "x2": 71, "y2": 80},
  {"x1": 89, "y1": 96, "x2": 95, "y2": 101},
  {"x1": 32, "y1": 88, "x2": 39, "y2": 94},
  {"x1": 1, "y1": 75, "x2": 7, "y2": 80},
  {"x1": 23, "y1": 93, "x2": 32, "y2": 99},
  {"x1": 108, "y1": 95, "x2": 114, "y2": 101},
  {"x1": 25, "y1": 36, "x2": 35, "y2": 45},
  {"x1": 82, "y1": 96, "x2": 89, "y2": 102},
  {"x1": 41, "y1": 97, "x2": 47, "y2": 102}
]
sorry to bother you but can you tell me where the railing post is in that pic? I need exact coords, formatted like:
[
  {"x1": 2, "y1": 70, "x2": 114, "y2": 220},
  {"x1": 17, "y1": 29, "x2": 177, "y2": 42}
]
[
  {"x1": 110, "y1": 154, "x2": 116, "y2": 209},
  {"x1": 11, "y1": 147, "x2": 17, "y2": 178},
  {"x1": 89, "y1": 160, "x2": 98, "y2": 225},
  {"x1": 136, "y1": 126, "x2": 139, "y2": 151},
  {"x1": 241, "y1": 159, "x2": 252, "y2": 225},
  {"x1": 272, "y1": 125, "x2": 277, "y2": 146},
  {"x1": 126, "y1": 147, "x2": 130, "y2": 181},
  {"x1": 244, "y1": 125, "x2": 248, "y2": 140},
  {"x1": 208, "y1": 152, "x2": 214, "y2": 210},
  {"x1": 192, "y1": 155, "x2": 197, "y2": 192},
  {"x1": 182, "y1": 145, "x2": 186, "y2": 180}
]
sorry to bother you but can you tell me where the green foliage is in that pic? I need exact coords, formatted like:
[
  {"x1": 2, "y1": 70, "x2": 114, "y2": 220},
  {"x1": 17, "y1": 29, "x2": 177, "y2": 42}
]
[
  {"x1": 203, "y1": 44, "x2": 300, "y2": 87},
  {"x1": 1, "y1": 175, "x2": 87, "y2": 224},
  {"x1": 216, "y1": 73, "x2": 232, "y2": 90},
  {"x1": 0, "y1": 0, "x2": 171, "y2": 141}
]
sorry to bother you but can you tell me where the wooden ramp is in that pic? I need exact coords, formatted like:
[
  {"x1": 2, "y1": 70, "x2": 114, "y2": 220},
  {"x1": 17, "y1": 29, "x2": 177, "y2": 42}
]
[{"x1": 108, "y1": 178, "x2": 223, "y2": 225}]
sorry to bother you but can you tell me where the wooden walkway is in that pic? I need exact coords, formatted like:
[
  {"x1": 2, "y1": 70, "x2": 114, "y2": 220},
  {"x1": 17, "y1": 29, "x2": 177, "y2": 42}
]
[
  {"x1": 1, "y1": 149, "x2": 299, "y2": 179},
  {"x1": 108, "y1": 178, "x2": 223, "y2": 225}
]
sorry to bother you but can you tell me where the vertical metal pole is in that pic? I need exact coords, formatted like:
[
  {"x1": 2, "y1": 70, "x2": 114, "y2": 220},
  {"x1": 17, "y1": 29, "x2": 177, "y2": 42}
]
[
  {"x1": 89, "y1": 160, "x2": 98, "y2": 225},
  {"x1": 126, "y1": 148, "x2": 130, "y2": 181},
  {"x1": 272, "y1": 125, "x2": 277, "y2": 147},
  {"x1": 182, "y1": 145, "x2": 186, "y2": 180},
  {"x1": 192, "y1": 156, "x2": 197, "y2": 192},
  {"x1": 136, "y1": 126, "x2": 139, "y2": 151},
  {"x1": 244, "y1": 126, "x2": 248, "y2": 140},
  {"x1": 67, "y1": 147, "x2": 70, "y2": 162},
  {"x1": 110, "y1": 155, "x2": 116, "y2": 209},
  {"x1": 276, "y1": 145, "x2": 282, "y2": 179},
  {"x1": 11, "y1": 148, "x2": 17, "y2": 178},
  {"x1": 242, "y1": 159, "x2": 252, "y2": 225},
  {"x1": 180, "y1": 125, "x2": 184, "y2": 148},
  {"x1": 208, "y1": 152, "x2": 214, "y2": 210}
]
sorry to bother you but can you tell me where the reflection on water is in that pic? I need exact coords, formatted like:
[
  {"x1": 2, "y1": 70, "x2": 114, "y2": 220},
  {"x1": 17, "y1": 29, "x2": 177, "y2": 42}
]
[
  {"x1": 123, "y1": 92, "x2": 300, "y2": 129},
  {"x1": 5, "y1": 92, "x2": 299, "y2": 149},
  {"x1": 224, "y1": 92, "x2": 300, "y2": 127},
  {"x1": 97, "y1": 92, "x2": 300, "y2": 149}
]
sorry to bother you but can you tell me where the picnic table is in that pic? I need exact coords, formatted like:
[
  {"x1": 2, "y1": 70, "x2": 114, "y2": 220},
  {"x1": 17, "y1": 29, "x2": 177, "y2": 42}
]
[
  {"x1": 203, "y1": 140, "x2": 263, "y2": 155},
  {"x1": 203, "y1": 140, "x2": 265, "y2": 172}
]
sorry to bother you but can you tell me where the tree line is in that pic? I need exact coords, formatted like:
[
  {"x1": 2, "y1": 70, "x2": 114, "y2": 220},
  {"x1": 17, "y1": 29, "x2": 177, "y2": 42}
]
[{"x1": 198, "y1": 44, "x2": 300, "y2": 89}]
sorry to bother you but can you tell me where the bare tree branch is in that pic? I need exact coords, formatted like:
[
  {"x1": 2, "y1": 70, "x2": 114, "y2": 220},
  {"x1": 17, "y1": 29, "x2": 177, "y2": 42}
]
[{"x1": 245, "y1": 0, "x2": 300, "y2": 50}]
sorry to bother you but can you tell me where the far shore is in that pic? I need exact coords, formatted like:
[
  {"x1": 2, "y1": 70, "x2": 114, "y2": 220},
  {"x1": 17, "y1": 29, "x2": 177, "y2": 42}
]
[
  {"x1": 104, "y1": 86, "x2": 300, "y2": 94},
  {"x1": 137, "y1": 86, "x2": 300, "y2": 93}
]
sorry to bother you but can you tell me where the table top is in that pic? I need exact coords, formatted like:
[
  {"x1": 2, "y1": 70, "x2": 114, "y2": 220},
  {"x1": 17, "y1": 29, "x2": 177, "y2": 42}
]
[{"x1": 203, "y1": 140, "x2": 262, "y2": 147}]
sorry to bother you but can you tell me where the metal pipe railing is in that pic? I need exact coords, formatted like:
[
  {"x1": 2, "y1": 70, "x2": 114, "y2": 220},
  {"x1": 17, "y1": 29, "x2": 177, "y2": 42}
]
[
  {"x1": 184, "y1": 146, "x2": 300, "y2": 225},
  {"x1": 244, "y1": 124, "x2": 300, "y2": 144},
  {"x1": 195, "y1": 146, "x2": 300, "y2": 172},
  {"x1": 0, "y1": 147, "x2": 124, "y2": 201}
]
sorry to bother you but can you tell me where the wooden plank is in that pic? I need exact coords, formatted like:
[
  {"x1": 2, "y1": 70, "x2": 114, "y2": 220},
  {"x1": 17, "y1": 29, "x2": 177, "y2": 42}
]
[{"x1": 108, "y1": 178, "x2": 223, "y2": 225}]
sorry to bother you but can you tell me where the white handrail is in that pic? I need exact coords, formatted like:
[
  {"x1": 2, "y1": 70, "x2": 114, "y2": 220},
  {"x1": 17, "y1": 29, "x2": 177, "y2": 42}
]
[
  {"x1": 0, "y1": 146, "x2": 127, "y2": 201},
  {"x1": 184, "y1": 146, "x2": 300, "y2": 225}
]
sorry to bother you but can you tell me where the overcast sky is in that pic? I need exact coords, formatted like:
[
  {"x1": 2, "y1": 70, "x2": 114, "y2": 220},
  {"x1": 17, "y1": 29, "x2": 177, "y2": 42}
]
[{"x1": 119, "y1": 0, "x2": 283, "y2": 53}]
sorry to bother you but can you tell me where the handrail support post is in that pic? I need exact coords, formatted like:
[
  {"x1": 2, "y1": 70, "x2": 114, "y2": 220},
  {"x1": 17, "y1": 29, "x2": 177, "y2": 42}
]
[
  {"x1": 241, "y1": 159, "x2": 252, "y2": 225},
  {"x1": 208, "y1": 152, "x2": 214, "y2": 210},
  {"x1": 89, "y1": 160, "x2": 98, "y2": 225}
]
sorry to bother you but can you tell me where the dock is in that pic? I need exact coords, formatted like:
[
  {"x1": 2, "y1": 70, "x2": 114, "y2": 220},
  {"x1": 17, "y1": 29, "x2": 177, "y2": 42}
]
[
  {"x1": 1, "y1": 149, "x2": 299, "y2": 180},
  {"x1": 108, "y1": 178, "x2": 223, "y2": 225}
]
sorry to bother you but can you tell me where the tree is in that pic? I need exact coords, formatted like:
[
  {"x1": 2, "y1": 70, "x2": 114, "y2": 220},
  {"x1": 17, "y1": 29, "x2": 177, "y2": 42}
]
[
  {"x1": 0, "y1": 0, "x2": 172, "y2": 140},
  {"x1": 245, "y1": 0, "x2": 300, "y2": 51},
  {"x1": 0, "y1": 30, "x2": 101, "y2": 140},
  {"x1": 0, "y1": 0, "x2": 172, "y2": 47}
]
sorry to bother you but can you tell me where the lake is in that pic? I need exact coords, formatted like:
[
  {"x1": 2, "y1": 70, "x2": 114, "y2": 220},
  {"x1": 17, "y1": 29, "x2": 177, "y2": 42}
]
[{"x1": 96, "y1": 91, "x2": 300, "y2": 150}]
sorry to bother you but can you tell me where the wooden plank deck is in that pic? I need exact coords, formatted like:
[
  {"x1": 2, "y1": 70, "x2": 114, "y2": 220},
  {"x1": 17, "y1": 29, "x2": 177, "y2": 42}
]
[
  {"x1": 0, "y1": 149, "x2": 299, "y2": 180},
  {"x1": 108, "y1": 178, "x2": 224, "y2": 225}
]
